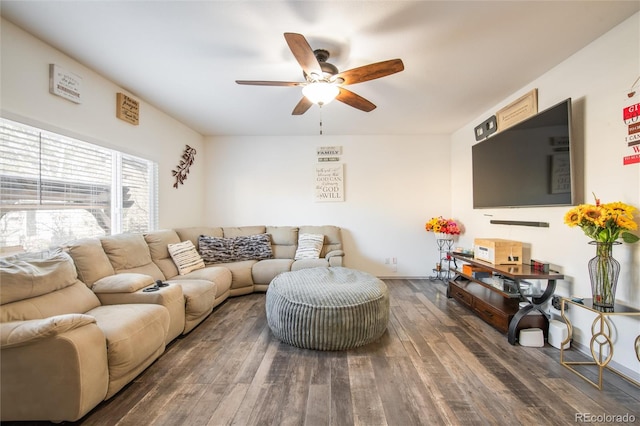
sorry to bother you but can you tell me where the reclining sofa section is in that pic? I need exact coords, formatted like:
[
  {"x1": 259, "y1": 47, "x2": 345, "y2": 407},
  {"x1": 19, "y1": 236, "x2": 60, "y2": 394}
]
[{"x1": 0, "y1": 225, "x2": 343, "y2": 422}]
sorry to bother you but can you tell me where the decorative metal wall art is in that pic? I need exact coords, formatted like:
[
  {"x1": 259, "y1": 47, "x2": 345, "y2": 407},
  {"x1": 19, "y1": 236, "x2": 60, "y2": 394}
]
[{"x1": 172, "y1": 144, "x2": 196, "y2": 188}]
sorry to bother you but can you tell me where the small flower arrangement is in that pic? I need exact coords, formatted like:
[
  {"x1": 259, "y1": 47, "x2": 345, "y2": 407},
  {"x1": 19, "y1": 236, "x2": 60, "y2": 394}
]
[
  {"x1": 564, "y1": 194, "x2": 639, "y2": 244},
  {"x1": 425, "y1": 216, "x2": 461, "y2": 235}
]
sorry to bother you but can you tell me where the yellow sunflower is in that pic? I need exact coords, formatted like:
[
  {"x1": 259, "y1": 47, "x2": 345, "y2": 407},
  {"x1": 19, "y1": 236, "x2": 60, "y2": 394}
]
[
  {"x1": 563, "y1": 208, "x2": 581, "y2": 227},
  {"x1": 582, "y1": 205, "x2": 605, "y2": 226}
]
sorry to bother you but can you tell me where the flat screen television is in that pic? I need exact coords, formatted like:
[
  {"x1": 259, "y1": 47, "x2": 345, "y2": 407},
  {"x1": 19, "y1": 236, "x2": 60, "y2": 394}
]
[{"x1": 472, "y1": 98, "x2": 575, "y2": 208}]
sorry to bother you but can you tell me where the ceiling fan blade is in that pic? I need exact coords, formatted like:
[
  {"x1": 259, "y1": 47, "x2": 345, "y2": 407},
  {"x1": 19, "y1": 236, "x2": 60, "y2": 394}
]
[
  {"x1": 236, "y1": 80, "x2": 304, "y2": 87},
  {"x1": 336, "y1": 59, "x2": 404, "y2": 85},
  {"x1": 336, "y1": 88, "x2": 376, "y2": 112},
  {"x1": 292, "y1": 97, "x2": 314, "y2": 115},
  {"x1": 284, "y1": 32, "x2": 322, "y2": 78}
]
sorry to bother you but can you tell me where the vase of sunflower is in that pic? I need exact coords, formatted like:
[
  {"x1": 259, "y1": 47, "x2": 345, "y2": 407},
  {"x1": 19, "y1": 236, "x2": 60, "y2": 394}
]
[{"x1": 564, "y1": 195, "x2": 639, "y2": 309}]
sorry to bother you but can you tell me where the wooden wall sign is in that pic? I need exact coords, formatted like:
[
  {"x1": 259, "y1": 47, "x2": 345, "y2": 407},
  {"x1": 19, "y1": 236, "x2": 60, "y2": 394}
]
[
  {"x1": 116, "y1": 92, "x2": 140, "y2": 125},
  {"x1": 496, "y1": 88, "x2": 538, "y2": 131},
  {"x1": 49, "y1": 64, "x2": 82, "y2": 104}
]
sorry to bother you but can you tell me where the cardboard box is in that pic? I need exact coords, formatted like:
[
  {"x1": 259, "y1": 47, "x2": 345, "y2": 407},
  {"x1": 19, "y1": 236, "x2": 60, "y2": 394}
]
[
  {"x1": 462, "y1": 264, "x2": 492, "y2": 277},
  {"x1": 474, "y1": 238, "x2": 523, "y2": 265}
]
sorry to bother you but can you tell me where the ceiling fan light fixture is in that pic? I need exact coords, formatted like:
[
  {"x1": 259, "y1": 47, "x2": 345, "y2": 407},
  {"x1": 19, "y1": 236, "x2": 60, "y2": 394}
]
[{"x1": 302, "y1": 82, "x2": 340, "y2": 105}]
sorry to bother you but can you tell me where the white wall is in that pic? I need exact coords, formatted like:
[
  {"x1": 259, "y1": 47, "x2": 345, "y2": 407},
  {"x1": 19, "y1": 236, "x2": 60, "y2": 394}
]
[
  {"x1": 0, "y1": 18, "x2": 207, "y2": 228},
  {"x1": 451, "y1": 13, "x2": 640, "y2": 378},
  {"x1": 204, "y1": 134, "x2": 452, "y2": 277}
]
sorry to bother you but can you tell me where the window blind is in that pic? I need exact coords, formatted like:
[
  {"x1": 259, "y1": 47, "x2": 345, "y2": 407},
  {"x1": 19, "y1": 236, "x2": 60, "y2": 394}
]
[{"x1": 0, "y1": 118, "x2": 157, "y2": 253}]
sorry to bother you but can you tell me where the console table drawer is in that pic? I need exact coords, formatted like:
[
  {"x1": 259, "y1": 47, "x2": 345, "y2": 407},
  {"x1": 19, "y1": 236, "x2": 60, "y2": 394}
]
[
  {"x1": 473, "y1": 297, "x2": 509, "y2": 332},
  {"x1": 450, "y1": 285, "x2": 473, "y2": 308}
]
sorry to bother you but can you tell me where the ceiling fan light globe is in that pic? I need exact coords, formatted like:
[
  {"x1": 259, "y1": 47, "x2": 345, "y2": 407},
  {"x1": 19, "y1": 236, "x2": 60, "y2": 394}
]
[{"x1": 302, "y1": 82, "x2": 340, "y2": 105}]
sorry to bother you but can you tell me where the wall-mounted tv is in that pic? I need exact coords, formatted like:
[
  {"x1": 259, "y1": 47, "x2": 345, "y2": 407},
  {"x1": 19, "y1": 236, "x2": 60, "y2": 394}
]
[{"x1": 472, "y1": 98, "x2": 575, "y2": 208}]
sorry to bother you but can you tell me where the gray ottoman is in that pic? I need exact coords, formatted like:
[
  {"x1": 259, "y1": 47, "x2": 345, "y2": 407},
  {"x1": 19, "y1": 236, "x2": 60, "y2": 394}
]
[{"x1": 265, "y1": 267, "x2": 389, "y2": 350}]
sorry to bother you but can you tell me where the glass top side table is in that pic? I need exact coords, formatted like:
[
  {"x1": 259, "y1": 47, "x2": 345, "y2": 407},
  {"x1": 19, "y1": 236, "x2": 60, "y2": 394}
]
[{"x1": 560, "y1": 298, "x2": 640, "y2": 390}]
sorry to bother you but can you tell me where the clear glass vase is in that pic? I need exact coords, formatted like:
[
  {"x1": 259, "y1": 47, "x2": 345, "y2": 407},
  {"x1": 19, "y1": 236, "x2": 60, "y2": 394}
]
[{"x1": 588, "y1": 241, "x2": 620, "y2": 309}]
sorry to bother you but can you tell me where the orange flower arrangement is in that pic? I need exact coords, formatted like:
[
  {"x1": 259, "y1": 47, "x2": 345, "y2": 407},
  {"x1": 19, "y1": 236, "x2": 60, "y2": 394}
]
[{"x1": 425, "y1": 216, "x2": 461, "y2": 235}]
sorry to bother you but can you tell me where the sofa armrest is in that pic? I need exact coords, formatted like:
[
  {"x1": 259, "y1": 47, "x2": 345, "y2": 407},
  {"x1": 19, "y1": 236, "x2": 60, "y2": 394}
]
[
  {"x1": 325, "y1": 249, "x2": 344, "y2": 259},
  {"x1": 325, "y1": 249, "x2": 344, "y2": 267},
  {"x1": 1, "y1": 314, "x2": 96, "y2": 349},
  {"x1": 92, "y1": 273, "x2": 155, "y2": 294},
  {"x1": 1, "y1": 317, "x2": 109, "y2": 422}
]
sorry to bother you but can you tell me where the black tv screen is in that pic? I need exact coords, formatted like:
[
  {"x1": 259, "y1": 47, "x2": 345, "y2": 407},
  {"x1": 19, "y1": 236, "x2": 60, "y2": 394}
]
[{"x1": 472, "y1": 98, "x2": 574, "y2": 208}]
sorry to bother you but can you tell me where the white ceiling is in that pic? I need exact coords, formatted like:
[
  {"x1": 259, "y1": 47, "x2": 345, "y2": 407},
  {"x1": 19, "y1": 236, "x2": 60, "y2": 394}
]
[{"x1": 1, "y1": 1, "x2": 638, "y2": 137}]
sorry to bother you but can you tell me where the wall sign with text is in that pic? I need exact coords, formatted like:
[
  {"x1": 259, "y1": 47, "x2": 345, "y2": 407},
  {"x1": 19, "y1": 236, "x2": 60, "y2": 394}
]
[
  {"x1": 116, "y1": 93, "x2": 140, "y2": 125},
  {"x1": 314, "y1": 163, "x2": 344, "y2": 202},
  {"x1": 49, "y1": 64, "x2": 82, "y2": 104},
  {"x1": 623, "y1": 90, "x2": 640, "y2": 165}
]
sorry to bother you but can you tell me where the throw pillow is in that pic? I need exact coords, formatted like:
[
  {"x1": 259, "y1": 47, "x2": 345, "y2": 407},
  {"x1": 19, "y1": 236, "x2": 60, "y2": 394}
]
[
  {"x1": 199, "y1": 235, "x2": 236, "y2": 264},
  {"x1": 198, "y1": 234, "x2": 273, "y2": 264},
  {"x1": 167, "y1": 240, "x2": 205, "y2": 275},
  {"x1": 294, "y1": 233, "x2": 324, "y2": 260},
  {"x1": 233, "y1": 234, "x2": 273, "y2": 262}
]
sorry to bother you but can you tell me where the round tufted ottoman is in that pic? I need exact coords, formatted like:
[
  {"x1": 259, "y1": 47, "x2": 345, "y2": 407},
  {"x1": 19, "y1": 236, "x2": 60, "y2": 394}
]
[{"x1": 266, "y1": 267, "x2": 389, "y2": 350}]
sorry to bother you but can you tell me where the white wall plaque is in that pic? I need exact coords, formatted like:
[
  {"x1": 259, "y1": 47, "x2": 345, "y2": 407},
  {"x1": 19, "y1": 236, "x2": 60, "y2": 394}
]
[
  {"x1": 317, "y1": 146, "x2": 342, "y2": 156},
  {"x1": 314, "y1": 163, "x2": 344, "y2": 202},
  {"x1": 49, "y1": 64, "x2": 82, "y2": 104}
]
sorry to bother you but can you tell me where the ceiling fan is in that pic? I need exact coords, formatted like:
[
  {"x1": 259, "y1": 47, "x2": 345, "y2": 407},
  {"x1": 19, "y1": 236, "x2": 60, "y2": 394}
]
[{"x1": 236, "y1": 32, "x2": 404, "y2": 115}]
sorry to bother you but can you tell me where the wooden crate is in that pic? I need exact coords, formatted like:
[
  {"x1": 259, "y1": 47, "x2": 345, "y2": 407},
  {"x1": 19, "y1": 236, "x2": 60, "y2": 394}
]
[{"x1": 473, "y1": 238, "x2": 523, "y2": 265}]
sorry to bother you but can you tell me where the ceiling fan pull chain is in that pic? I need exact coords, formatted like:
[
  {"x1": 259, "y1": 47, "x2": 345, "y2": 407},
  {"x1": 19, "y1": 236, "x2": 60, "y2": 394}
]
[{"x1": 319, "y1": 105, "x2": 323, "y2": 135}]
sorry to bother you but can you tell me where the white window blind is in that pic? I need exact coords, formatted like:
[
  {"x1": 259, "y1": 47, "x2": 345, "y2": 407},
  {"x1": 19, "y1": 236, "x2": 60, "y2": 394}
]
[{"x1": 0, "y1": 118, "x2": 157, "y2": 253}]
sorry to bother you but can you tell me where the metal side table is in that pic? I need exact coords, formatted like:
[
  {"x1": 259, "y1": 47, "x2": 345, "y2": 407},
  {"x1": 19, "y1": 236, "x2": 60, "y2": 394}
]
[{"x1": 560, "y1": 298, "x2": 640, "y2": 390}]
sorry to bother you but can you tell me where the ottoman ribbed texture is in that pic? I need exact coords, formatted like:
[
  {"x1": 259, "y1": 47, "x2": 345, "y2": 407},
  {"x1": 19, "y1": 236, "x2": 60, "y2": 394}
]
[{"x1": 266, "y1": 267, "x2": 389, "y2": 350}]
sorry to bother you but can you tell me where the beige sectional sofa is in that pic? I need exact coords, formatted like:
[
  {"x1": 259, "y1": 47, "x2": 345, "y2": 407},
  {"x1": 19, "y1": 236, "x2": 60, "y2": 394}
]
[{"x1": 0, "y1": 225, "x2": 342, "y2": 422}]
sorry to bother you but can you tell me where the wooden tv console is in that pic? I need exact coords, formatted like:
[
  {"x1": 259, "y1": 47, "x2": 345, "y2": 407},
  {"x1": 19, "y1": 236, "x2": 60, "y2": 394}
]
[{"x1": 447, "y1": 253, "x2": 564, "y2": 344}]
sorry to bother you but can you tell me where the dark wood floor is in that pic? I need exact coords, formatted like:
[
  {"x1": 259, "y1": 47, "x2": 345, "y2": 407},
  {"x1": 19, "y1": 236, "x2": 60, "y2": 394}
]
[{"x1": 7, "y1": 279, "x2": 640, "y2": 425}]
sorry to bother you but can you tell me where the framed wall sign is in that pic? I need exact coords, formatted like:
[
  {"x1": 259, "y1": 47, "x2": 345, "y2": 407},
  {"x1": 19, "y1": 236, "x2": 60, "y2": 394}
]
[
  {"x1": 49, "y1": 64, "x2": 82, "y2": 104},
  {"x1": 496, "y1": 88, "x2": 538, "y2": 131}
]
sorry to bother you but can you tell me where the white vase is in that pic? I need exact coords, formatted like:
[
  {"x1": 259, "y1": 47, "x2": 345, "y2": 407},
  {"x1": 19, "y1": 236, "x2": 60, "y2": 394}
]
[{"x1": 435, "y1": 232, "x2": 453, "y2": 240}]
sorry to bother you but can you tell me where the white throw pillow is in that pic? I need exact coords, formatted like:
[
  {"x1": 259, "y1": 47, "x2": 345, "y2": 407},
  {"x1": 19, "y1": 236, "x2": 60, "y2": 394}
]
[
  {"x1": 168, "y1": 240, "x2": 205, "y2": 275},
  {"x1": 294, "y1": 233, "x2": 324, "y2": 260}
]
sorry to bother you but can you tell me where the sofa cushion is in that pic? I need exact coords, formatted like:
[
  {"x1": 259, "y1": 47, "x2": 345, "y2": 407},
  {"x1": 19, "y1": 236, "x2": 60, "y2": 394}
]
[
  {"x1": 294, "y1": 233, "x2": 324, "y2": 260},
  {"x1": 0, "y1": 281, "x2": 102, "y2": 323},
  {"x1": 92, "y1": 273, "x2": 155, "y2": 294},
  {"x1": 174, "y1": 227, "x2": 223, "y2": 252},
  {"x1": 199, "y1": 234, "x2": 273, "y2": 264},
  {"x1": 100, "y1": 234, "x2": 165, "y2": 280},
  {"x1": 222, "y1": 226, "x2": 266, "y2": 238},
  {"x1": 291, "y1": 258, "x2": 330, "y2": 271},
  {"x1": 169, "y1": 266, "x2": 232, "y2": 299},
  {"x1": 266, "y1": 226, "x2": 298, "y2": 259},
  {"x1": 144, "y1": 229, "x2": 182, "y2": 278},
  {"x1": 299, "y1": 225, "x2": 342, "y2": 258},
  {"x1": 0, "y1": 251, "x2": 81, "y2": 305},
  {"x1": 64, "y1": 238, "x2": 116, "y2": 287},
  {"x1": 87, "y1": 303, "x2": 169, "y2": 398},
  {"x1": 167, "y1": 240, "x2": 205, "y2": 275},
  {"x1": 252, "y1": 258, "x2": 294, "y2": 285},
  {"x1": 167, "y1": 280, "x2": 216, "y2": 333}
]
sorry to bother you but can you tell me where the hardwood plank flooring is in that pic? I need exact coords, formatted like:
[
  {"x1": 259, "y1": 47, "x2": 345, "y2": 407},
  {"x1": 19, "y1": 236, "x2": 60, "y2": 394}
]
[{"x1": 4, "y1": 279, "x2": 639, "y2": 426}]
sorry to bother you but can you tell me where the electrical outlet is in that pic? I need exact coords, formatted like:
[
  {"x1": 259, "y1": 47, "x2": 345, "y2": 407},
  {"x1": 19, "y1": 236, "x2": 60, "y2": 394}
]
[{"x1": 384, "y1": 258, "x2": 390, "y2": 264}]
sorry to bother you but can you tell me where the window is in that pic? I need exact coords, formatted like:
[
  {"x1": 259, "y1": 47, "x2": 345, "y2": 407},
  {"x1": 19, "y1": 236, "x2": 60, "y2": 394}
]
[{"x1": 0, "y1": 118, "x2": 158, "y2": 253}]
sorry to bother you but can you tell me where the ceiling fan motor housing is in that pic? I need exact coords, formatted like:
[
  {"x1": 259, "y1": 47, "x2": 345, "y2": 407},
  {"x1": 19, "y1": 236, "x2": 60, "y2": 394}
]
[{"x1": 303, "y1": 49, "x2": 339, "y2": 81}]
